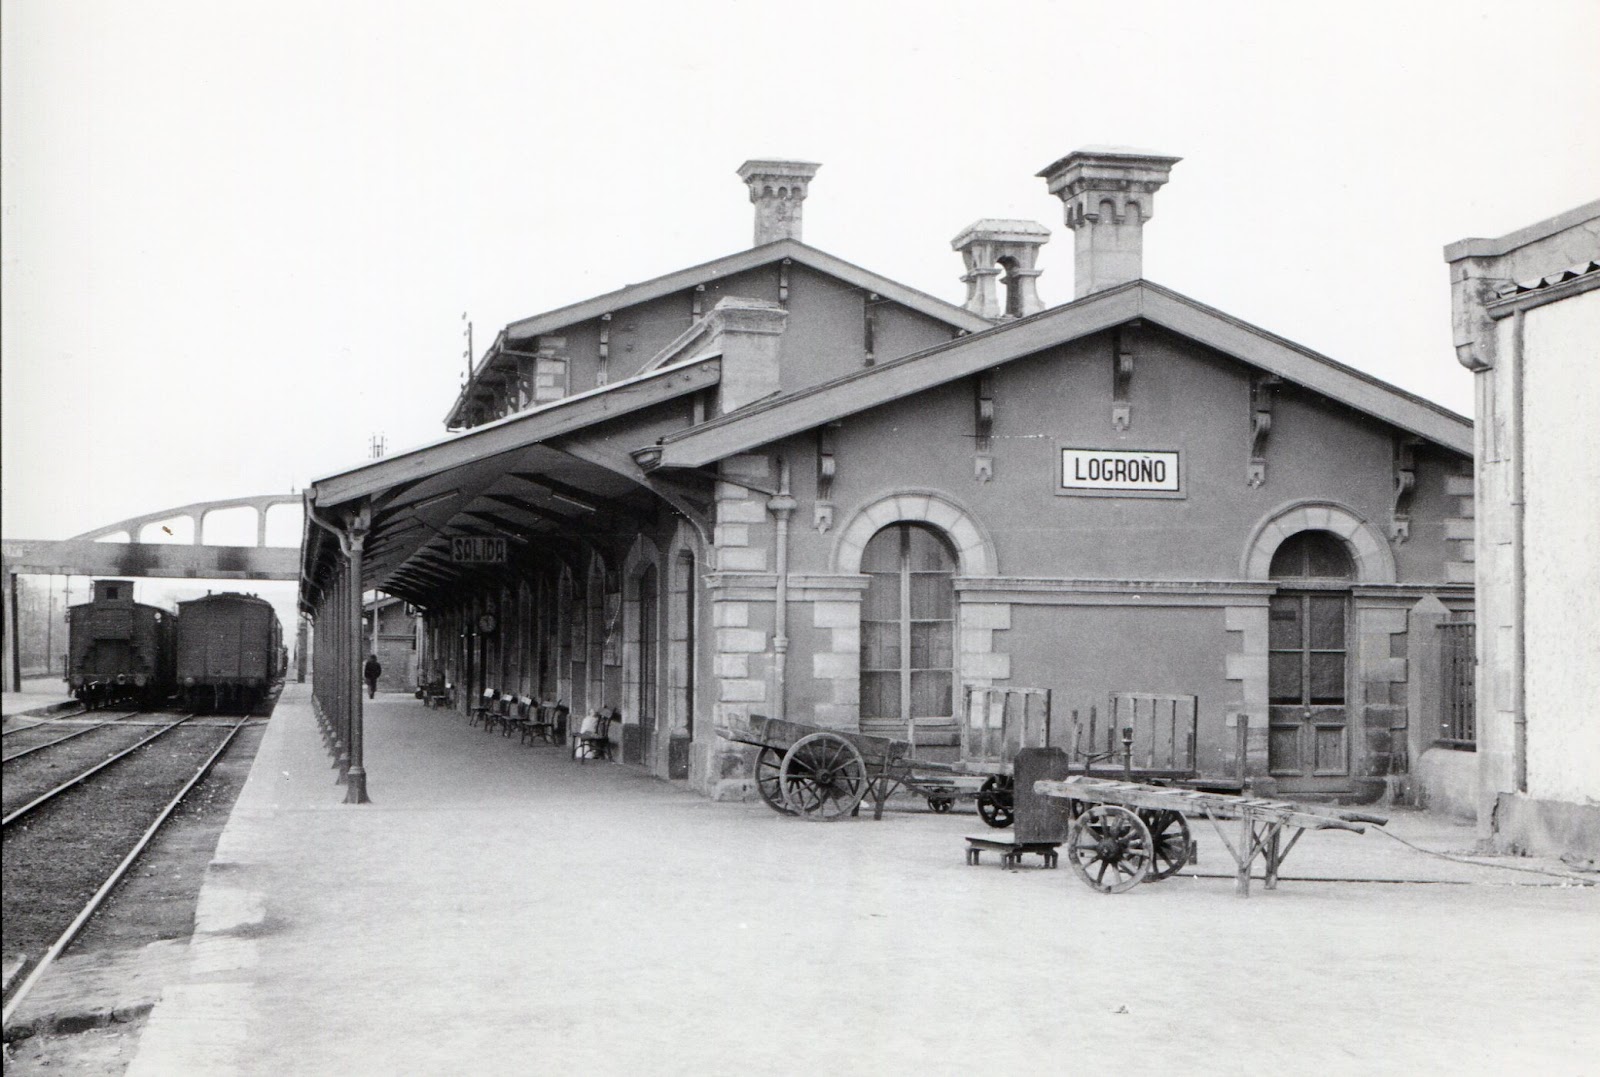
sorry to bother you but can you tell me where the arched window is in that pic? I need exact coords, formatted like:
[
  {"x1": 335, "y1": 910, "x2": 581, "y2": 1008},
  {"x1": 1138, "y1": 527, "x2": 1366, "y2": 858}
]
[
  {"x1": 861, "y1": 523, "x2": 957, "y2": 736},
  {"x1": 1267, "y1": 529, "x2": 1354, "y2": 789}
]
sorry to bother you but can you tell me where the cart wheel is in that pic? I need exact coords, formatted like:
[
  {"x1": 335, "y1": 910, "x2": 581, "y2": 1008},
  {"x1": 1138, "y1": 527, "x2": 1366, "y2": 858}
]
[
  {"x1": 977, "y1": 775, "x2": 1014, "y2": 829},
  {"x1": 1066, "y1": 805, "x2": 1153, "y2": 894},
  {"x1": 928, "y1": 796, "x2": 954, "y2": 814},
  {"x1": 780, "y1": 732, "x2": 868, "y2": 820},
  {"x1": 754, "y1": 746, "x2": 798, "y2": 815},
  {"x1": 1139, "y1": 809, "x2": 1192, "y2": 881}
]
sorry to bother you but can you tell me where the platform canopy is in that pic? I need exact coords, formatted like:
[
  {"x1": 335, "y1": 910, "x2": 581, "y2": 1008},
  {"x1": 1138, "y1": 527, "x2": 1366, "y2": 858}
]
[{"x1": 299, "y1": 356, "x2": 720, "y2": 613}]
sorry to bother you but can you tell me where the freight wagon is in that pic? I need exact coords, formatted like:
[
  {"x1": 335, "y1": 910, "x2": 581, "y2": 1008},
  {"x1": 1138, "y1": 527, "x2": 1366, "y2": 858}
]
[
  {"x1": 65, "y1": 579, "x2": 177, "y2": 709},
  {"x1": 176, "y1": 592, "x2": 284, "y2": 713}
]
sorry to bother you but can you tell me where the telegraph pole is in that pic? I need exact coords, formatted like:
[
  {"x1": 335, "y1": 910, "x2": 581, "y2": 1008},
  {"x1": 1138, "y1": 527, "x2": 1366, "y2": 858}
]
[{"x1": 462, "y1": 312, "x2": 473, "y2": 384}]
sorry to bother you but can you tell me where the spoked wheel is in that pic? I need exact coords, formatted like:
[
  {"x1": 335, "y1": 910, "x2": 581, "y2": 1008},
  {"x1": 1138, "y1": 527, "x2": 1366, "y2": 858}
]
[
  {"x1": 1139, "y1": 809, "x2": 1193, "y2": 881},
  {"x1": 780, "y1": 732, "x2": 868, "y2": 820},
  {"x1": 1066, "y1": 805, "x2": 1154, "y2": 894},
  {"x1": 754, "y1": 746, "x2": 797, "y2": 815},
  {"x1": 977, "y1": 775, "x2": 1015, "y2": 829}
]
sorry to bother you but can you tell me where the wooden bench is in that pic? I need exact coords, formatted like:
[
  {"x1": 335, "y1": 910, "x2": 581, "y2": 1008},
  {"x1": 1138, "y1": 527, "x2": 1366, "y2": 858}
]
[
  {"x1": 470, "y1": 688, "x2": 498, "y2": 728},
  {"x1": 574, "y1": 707, "x2": 619, "y2": 762},
  {"x1": 521, "y1": 700, "x2": 569, "y2": 746},
  {"x1": 423, "y1": 681, "x2": 453, "y2": 709}
]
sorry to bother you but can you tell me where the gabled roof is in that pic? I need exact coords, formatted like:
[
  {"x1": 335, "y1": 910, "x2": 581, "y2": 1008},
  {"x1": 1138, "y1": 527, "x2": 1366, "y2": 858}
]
[
  {"x1": 502, "y1": 238, "x2": 990, "y2": 342},
  {"x1": 642, "y1": 279, "x2": 1473, "y2": 471},
  {"x1": 312, "y1": 356, "x2": 720, "y2": 508},
  {"x1": 444, "y1": 239, "x2": 993, "y2": 427}
]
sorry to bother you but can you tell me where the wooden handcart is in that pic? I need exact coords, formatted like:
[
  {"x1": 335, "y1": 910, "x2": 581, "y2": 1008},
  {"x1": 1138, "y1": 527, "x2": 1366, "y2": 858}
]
[
  {"x1": 718, "y1": 714, "x2": 970, "y2": 821},
  {"x1": 968, "y1": 690, "x2": 1232, "y2": 831},
  {"x1": 1032, "y1": 775, "x2": 1387, "y2": 897}
]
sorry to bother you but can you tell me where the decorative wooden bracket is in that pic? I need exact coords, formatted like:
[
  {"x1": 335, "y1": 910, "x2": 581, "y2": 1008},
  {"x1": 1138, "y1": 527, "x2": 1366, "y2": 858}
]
[
  {"x1": 863, "y1": 293, "x2": 881, "y2": 366},
  {"x1": 1391, "y1": 435, "x2": 1421, "y2": 542},
  {"x1": 779, "y1": 258, "x2": 791, "y2": 306},
  {"x1": 974, "y1": 371, "x2": 995, "y2": 482},
  {"x1": 691, "y1": 284, "x2": 707, "y2": 320},
  {"x1": 1248, "y1": 372, "x2": 1281, "y2": 488},
  {"x1": 815, "y1": 422, "x2": 840, "y2": 532},
  {"x1": 1112, "y1": 323, "x2": 1137, "y2": 431}
]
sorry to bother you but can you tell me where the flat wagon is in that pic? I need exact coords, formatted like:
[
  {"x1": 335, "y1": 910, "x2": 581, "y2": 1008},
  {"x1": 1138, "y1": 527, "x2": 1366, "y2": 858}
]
[{"x1": 175, "y1": 592, "x2": 283, "y2": 713}]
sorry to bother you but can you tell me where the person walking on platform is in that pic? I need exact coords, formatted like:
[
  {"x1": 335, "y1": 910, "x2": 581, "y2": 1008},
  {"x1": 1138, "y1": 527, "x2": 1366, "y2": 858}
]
[{"x1": 363, "y1": 654, "x2": 382, "y2": 699}]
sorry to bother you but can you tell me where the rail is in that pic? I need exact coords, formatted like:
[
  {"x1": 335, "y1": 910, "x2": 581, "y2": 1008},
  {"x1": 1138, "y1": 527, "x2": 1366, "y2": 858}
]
[
  {"x1": 1, "y1": 716, "x2": 251, "y2": 1029},
  {"x1": 2, "y1": 715, "x2": 196, "y2": 827},
  {"x1": 1, "y1": 710, "x2": 141, "y2": 764}
]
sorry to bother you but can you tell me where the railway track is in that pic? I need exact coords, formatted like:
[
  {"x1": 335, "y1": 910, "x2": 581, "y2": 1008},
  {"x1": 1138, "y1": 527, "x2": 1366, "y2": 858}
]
[
  {"x1": 0, "y1": 709, "x2": 141, "y2": 765},
  {"x1": 1, "y1": 714, "x2": 254, "y2": 1028}
]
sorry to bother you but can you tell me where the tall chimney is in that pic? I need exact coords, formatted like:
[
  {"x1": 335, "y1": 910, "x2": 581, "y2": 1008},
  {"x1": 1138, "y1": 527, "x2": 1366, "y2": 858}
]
[
  {"x1": 951, "y1": 219, "x2": 1050, "y2": 319},
  {"x1": 737, "y1": 160, "x2": 821, "y2": 246},
  {"x1": 1037, "y1": 147, "x2": 1180, "y2": 297}
]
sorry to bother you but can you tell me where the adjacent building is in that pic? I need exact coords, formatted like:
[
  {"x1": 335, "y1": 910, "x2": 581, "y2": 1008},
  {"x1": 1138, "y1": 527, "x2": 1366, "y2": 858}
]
[
  {"x1": 1443, "y1": 202, "x2": 1600, "y2": 857},
  {"x1": 301, "y1": 150, "x2": 1475, "y2": 806}
]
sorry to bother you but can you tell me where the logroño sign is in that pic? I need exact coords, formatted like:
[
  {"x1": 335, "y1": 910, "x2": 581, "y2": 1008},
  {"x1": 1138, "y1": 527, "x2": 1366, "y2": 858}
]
[{"x1": 1060, "y1": 448, "x2": 1181, "y2": 495}]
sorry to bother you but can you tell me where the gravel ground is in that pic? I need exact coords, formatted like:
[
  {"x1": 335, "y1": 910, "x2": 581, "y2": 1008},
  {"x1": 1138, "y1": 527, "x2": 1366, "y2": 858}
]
[{"x1": 3, "y1": 718, "x2": 268, "y2": 1074}]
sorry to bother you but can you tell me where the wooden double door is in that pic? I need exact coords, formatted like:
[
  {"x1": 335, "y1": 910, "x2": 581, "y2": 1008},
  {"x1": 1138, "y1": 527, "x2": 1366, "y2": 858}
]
[{"x1": 1267, "y1": 590, "x2": 1351, "y2": 792}]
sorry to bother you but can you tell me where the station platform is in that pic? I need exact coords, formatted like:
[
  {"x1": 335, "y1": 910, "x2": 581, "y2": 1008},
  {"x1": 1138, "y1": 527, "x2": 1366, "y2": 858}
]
[
  {"x1": 104, "y1": 684, "x2": 1597, "y2": 1075},
  {"x1": 1, "y1": 678, "x2": 79, "y2": 720}
]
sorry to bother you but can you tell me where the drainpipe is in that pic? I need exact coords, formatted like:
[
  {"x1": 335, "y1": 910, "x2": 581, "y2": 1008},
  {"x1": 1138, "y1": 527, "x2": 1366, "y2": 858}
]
[
  {"x1": 1509, "y1": 308, "x2": 1527, "y2": 794},
  {"x1": 766, "y1": 457, "x2": 796, "y2": 723}
]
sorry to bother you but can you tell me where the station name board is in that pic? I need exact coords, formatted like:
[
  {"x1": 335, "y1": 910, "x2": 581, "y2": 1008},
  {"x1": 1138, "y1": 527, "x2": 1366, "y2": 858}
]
[
  {"x1": 1060, "y1": 448, "x2": 1181, "y2": 495},
  {"x1": 451, "y1": 536, "x2": 507, "y2": 564}
]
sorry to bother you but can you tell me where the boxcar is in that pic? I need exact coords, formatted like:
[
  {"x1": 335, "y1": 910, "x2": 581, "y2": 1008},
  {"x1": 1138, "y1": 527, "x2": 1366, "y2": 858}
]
[
  {"x1": 66, "y1": 579, "x2": 177, "y2": 709},
  {"x1": 176, "y1": 592, "x2": 284, "y2": 713}
]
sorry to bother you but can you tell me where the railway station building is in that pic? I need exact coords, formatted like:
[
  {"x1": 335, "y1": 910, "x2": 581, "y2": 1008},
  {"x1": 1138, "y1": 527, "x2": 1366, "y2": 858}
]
[{"x1": 300, "y1": 149, "x2": 1474, "y2": 805}]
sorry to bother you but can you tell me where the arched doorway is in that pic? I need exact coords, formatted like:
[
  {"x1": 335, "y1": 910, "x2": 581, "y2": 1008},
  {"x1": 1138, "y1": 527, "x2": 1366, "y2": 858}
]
[
  {"x1": 1267, "y1": 530, "x2": 1355, "y2": 792},
  {"x1": 860, "y1": 523, "x2": 957, "y2": 741}
]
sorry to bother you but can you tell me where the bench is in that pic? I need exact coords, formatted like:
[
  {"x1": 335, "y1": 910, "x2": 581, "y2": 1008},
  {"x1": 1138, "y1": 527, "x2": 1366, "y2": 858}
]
[
  {"x1": 574, "y1": 707, "x2": 620, "y2": 763},
  {"x1": 470, "y1": 688, "x2": 498, "y2": 728},
  {"x1": 521, "y1": 700, "x2": 569, "y2": 746},
  {"x1": 422, "y1": 681, "x2": 453, "y2": 709}
]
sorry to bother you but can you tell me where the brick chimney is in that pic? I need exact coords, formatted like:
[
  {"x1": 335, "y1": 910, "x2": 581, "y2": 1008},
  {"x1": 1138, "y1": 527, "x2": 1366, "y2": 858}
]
[
  {"x1": 952, "y1": 219, "x2": 1050, "y2": 319},
  {"x1": 737, "y1": 160, "x2": 821, "y2": 246},
  {"x1": 1037, "y1": 147, "x2": 1180, "y2": 297}
]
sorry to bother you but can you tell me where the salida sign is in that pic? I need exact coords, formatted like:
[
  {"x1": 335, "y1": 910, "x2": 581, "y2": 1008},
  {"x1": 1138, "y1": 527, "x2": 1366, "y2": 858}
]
[
  {"x1": 1060, "y1": 448, "x2": 1181, "y2": 495},
  {"x1": 451, "y1": 536, "x2": 508, "y2": 564}
]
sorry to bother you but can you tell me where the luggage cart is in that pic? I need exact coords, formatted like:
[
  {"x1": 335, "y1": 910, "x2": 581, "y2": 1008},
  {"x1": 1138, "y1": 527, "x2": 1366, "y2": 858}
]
[{"x1": 1032, "y1": 775, "x2": 1387, "y2": 896}]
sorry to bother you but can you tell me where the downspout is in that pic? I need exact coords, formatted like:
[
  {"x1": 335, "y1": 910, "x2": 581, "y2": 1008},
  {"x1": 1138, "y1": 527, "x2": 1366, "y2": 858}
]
[
  {"x1": 766, "y1": 457, "x2": 796, "y2": 724},
  {"x1": 1509, "y1": 308, "x2": 1527, "y2": 794}
]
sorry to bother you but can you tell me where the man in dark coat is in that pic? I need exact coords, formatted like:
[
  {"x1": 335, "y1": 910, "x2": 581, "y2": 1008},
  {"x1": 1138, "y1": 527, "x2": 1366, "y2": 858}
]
[{"x1": 363, "y1": 654, "x2": 382, "y2": 699}]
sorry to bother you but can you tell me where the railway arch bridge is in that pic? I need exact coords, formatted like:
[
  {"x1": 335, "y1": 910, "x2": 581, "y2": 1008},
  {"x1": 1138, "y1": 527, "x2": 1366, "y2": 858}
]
[{"x1": 2, "y1": 494, "x2": 304, "y2": 691}]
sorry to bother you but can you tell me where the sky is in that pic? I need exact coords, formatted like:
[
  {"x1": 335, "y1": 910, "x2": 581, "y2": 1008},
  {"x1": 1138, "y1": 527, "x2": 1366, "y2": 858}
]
[{"x1": 3, "y1": 0, "x2": 1598, "y2": 607}]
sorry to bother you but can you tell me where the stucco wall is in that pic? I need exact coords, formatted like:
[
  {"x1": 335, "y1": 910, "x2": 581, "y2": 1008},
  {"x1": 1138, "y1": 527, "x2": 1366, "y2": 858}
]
[
  {"x1": 1521, "y1": 289, "x2": 1600, "y2": 804},
  {"x1": 782, "y1": 329, "x2": 1464, "y2": 584}
]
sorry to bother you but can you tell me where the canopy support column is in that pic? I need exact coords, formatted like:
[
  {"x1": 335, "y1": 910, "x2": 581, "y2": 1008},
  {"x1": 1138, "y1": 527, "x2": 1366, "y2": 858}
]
[{"x1": 337, "y1": 503, "x2": 372, "y2": 804}]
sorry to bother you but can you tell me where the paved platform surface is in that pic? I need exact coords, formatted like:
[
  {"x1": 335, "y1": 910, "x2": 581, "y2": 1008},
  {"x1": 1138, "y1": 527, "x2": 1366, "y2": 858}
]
[
  {"x1": 2, "y1": 677, "x2": 79, "y2": 719},
  {"x1": 115, "y1": 685, "x2": 1597, "y2": 1076}
]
